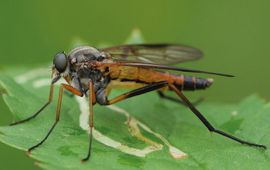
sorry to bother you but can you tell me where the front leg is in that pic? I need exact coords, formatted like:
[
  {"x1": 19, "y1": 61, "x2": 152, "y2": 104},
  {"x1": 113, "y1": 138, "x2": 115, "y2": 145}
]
[
  {"x1": 28, "y1": 84, "x2": 84, "y2": 152},
  {"x1": 10, "y1": 84, "x2": 54, "y2": 126}
]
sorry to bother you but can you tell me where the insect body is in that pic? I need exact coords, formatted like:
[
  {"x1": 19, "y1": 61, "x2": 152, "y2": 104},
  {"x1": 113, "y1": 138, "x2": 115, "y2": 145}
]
[
  {"x1": 66, "y1": 46, "x2": 213, "y2": 105},
  {"x1": 10, "y1": 44, "x2": 266, "y2": 161}
]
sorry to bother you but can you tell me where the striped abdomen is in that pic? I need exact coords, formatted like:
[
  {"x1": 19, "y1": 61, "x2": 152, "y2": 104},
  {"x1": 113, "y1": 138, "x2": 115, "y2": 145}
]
[{"x1": 174, "y1": 75, "x2": 213, "y2": 90}]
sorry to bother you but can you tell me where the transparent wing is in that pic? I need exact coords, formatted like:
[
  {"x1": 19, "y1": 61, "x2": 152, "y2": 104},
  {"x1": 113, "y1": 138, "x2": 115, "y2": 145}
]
[{"x1": 100, "y1": 44, "x2": 203, "y2": 65}]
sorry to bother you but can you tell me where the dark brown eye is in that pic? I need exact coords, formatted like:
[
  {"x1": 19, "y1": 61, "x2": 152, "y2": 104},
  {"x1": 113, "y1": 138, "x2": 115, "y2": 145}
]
[{"x1": 53, "y1": 52, "x2": 67, "y2": 73}]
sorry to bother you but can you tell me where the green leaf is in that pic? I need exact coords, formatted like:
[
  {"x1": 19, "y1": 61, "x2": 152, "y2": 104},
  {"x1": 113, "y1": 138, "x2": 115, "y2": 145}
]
[
  {"x1": 1, "y1": 68, "x2": 270, "y2": 170},
  {"x1": 0, "y1": 31, "x2": 270, "y2": 170}
]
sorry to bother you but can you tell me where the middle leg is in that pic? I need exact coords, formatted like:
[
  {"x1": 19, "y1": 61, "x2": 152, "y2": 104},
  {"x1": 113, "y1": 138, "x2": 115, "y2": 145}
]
[{"x1": 81, "y1": 80, "x2": 96, "y2": 162}]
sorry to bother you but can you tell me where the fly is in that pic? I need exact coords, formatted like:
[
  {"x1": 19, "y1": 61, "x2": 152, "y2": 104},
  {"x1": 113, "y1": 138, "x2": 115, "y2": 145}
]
[{"x1": 10, "y1": 44, "x2": 267, "y2": 161}]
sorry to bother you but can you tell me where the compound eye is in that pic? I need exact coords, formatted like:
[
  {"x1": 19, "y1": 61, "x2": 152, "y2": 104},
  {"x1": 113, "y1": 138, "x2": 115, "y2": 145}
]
[{"x1": 53, "y1": 52, "x2": 67, "y2": 73}]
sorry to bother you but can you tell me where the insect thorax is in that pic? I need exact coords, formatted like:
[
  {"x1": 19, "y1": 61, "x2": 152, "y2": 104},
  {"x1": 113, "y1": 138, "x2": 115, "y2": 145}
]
[{"x1": 67, "y1": 46, "x2": 110, "y2": 105}]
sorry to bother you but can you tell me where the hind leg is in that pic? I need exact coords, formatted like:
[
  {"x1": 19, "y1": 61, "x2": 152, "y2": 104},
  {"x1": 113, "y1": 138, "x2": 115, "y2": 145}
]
[
  {"x1": 168, "y1": 83, "x2": 266, "y2": 149},
  {"x1": 157, "y1": 91, "x2": 204, "y2": 106}
]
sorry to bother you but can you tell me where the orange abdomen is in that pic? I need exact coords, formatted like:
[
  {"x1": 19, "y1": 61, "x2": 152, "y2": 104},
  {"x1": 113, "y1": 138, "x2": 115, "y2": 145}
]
[{"x1": 109, "y1": 66, "x2": 213, "y2": 90}]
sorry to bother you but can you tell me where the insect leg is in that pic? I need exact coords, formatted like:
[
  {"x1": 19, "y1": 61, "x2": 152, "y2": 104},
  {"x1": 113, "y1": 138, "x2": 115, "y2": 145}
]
[
  {"x1": 168, "y1": 83, "x2": 267, "y2": 149},
  {"x1": 10, "y1": 84, "x2": 55, "y2": 126},
  {"x1": 105, "y1": 81, "x2": 146, "y2": 97},
  {"x1": 107, "y1": 81, "x2": 168, "y2": 105},
  {"x1": 82, "y1": 80, "x2": 96, "y2": 162},
  {"x1": 28, "y1": 84, "x2": 83, "y2": 152},
  {"x1": 157, "y1": 91, "x2": 204, "y2": 106}
]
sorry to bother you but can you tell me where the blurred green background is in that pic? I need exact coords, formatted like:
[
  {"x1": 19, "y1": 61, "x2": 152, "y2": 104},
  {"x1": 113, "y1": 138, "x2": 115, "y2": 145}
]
[{"x1": 0, "y1": 0, "x2": 269, "y2": 169}]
